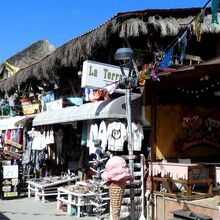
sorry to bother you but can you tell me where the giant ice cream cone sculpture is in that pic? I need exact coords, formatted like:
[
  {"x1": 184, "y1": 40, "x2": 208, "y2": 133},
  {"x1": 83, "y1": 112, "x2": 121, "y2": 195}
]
[{"x1": 102, "y1": 156, "x2": 131, "y2": 220}]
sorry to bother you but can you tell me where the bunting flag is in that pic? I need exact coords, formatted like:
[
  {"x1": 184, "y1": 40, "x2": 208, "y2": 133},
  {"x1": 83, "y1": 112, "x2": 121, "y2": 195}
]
[
  {"x1": 179, "y1": 31, "x2": 188, "y2": 62},
  {"x1": 4, "y1": 61, "x2": 20, "y2": 76},
  {"x1": 159, "y1": 47, "x2": 174, "y2": 69},
  {"x1": 194, "y1": 9, "x2": 206, "y2": 42},
  {"x1": 105, "y1": 81, "x2": 119, "y2": 94},
  {"x1": 211, "y1": 0, "x2": 220, "y2": 28}
]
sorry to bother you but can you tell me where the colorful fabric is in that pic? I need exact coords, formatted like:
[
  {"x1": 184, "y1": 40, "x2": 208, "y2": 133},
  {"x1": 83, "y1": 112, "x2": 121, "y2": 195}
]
[
  {"x1": 179, "y1": 31, "x2": 188, "y2": 62},
  {"x1": 159, "y1": 47, "x2": 174, "y2": 69},
  {"x1": 67, "y1": 97, "x2": 83, "y2": 106},
  {"x1": 4, "y1": 61, "x2": 20, "y2": 76},
  {"x1": 212, "y1": 0, "x2": 220, "y2": 26},
  {"x1": 194, "y1": 9, "x2": 205, "y2": 42}
]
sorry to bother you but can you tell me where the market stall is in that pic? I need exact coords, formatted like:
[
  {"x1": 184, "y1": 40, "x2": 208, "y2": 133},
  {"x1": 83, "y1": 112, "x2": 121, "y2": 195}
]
[{"x1": 27, "y1": 175, "x2": 78, "y2": 203}]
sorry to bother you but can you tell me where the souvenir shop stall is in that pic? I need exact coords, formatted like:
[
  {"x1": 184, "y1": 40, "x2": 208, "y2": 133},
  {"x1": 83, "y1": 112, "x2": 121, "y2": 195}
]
[
  {"x1": 0, "y1": 115, "x2": 34, "y2": 199},
  {"x1": 30, "y1": 92, "x2": 148, "y2": 217}
]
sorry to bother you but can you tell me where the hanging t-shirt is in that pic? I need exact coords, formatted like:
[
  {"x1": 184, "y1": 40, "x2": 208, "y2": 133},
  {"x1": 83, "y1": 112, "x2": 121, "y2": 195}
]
[
  {"x1": 131, "y1": 122, "x2": 144, "y2": 151},
  {"x1": 98, "y1": 121, "x2": 107, "y2": 151},
  {"x1": 32, "y1": 131, "x2": 47, "y2": 150},
  {"x1": 107, "y1": 122, "x2": 127, "y2": 151},
  {"x1": 88, "y1": 123, "x2": 98, "y2": 154}
]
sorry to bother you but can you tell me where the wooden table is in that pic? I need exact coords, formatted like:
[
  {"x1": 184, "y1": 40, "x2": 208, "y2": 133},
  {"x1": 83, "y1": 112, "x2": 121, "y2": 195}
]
[
  {"x1": 57, "y1": 186, "x2": 95, "y2": 218},
  {"x1": 149, "y1": 162, "x2": 212, "y2": 200},
  {"x1": 27, "y1": 176, "x2": 78, "y2": 203}
]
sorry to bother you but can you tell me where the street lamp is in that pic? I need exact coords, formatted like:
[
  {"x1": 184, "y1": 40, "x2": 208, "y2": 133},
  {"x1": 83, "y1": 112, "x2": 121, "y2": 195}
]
[{"x1": 114, "y1": 47, "x2": 135, "y2": 220}]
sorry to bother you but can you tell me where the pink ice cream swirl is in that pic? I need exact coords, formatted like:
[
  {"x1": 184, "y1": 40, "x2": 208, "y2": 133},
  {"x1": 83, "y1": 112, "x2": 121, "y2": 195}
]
[{"x1": 101, "y1": 156, "x2": 131, "y2": 184}]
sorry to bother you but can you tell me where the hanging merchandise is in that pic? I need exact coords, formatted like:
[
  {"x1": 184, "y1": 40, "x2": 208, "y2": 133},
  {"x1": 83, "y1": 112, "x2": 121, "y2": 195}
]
[
  {"x1": 105, "y1": 81, "x2": 119, "y2": 94},
  {"x1": 130, "y1": 74, "x2": 138, "y2": 88},
  {"x1": 67, "y1": 97, "x2": 83, "y2": 106},
  {"x1": 97, "y1": 121, "x2": 107, "y2": 151},
  {"x1": 138, "y1": 64, "x2": 159, "y2": 84},
  {"x1": 138, "y1": 70, "x2": 147, "y2": 86},
  {"x1": 31, "y1": 130, "x2": 47, "y2": 151},
  {"x1": 159, "y1": 47, "x2": 174, "y2": 69},
  {"x1": 211, "y1": 0, "x2": 220, "y2": 28},
  {"x1": 84, "y1": 88, "x2": 93, "y2": 102},
  {"x1": 131, "y1": 122, "x2": 144, "y2": 151},
  {"x1": 194, "y1": 9, "x2": 206, "y2": 42},
  {"x1": 107, "y1": 122, "x2": 127, "y2": 152},
  {"x1": 178, "y1": 31, "x2": 188, "y2": 62},
  {"x1": 88, "y1": 123, "x2": 99, "y2": 154},
  {"x1": 3, "y1": 61, "x2": 20, "y2": 76},
  {"x1": 151, "y1": 65, "x2": 160, "y2": 82},
  {"x1": 54, "y1": 129, "x2": 63, "y2": 164}
]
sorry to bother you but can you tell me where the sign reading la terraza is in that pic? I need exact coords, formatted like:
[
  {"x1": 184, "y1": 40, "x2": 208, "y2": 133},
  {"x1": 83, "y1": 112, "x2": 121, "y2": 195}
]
[{"x1": 81, "y1": 60, "x2": 129, "y2": 89}]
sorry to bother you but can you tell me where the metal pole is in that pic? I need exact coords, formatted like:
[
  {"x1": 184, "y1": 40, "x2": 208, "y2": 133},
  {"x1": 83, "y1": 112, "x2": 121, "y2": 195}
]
[{"x1": 125, "y1": 88, "x2": 135, "y2": 220}]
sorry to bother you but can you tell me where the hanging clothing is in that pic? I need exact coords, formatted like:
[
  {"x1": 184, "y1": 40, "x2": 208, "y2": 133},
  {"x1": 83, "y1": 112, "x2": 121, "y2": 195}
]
[
  {"x1": 84, "y1": 88, "x2": 93, "y2": 102},
  {"x1": 88, "y1": 123, "x2": 98, "y2": 154},
  {"x1": 49, "y1": 130, "x2": 54, "y2": 144},
  {"x1": 67, "y1": 97, "x2": 83, "y2": 106},
  {"x1": 54, "y1": 129, "x2": 63, "y2": 164},
  {"x1": 40, "y1": 91, "x2": 55, "y2": 103},
  {"x1": 179, "y1": 31, "x2": 188, "y2": 62},
  {"x1": 31, "y1": 131, "x2": 47, "y2": 150},
  {"x1": 107, "y1": 122, "x2": 127, "y2": 152},
  {"x1": 98, "y1": 121, "x2": 107, "y2": 151},
  {"x1": 105, "y1": 82, "x2": 119, "y2": 94},
  {"x1": 81, "y1": 121, "x2": 87, "y2": 146},
  {"x1": 212, "y1": 0, "x2": 220, "y2": 27},
  {"x1": 160, "y1": 47, "x2": 174, "y2": 69},
  {"x1": 131, "y1": 122, "x2": 144, "y2": 151},
  {"x1": 45, "y1": 131, "x2": 50, "y2": 145},
  {"x1": 194, "y1": 9, "x2": 205, "y2": 42}
]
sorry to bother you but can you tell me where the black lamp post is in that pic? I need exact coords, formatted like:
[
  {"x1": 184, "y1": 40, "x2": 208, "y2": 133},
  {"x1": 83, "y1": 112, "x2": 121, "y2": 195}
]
[{"x1": 114, "y1": 47, "x2": 135, "y2": 220}]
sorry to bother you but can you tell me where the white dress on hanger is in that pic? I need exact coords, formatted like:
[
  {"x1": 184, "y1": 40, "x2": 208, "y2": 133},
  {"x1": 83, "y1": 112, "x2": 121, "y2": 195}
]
[
  {"x1": 88, "y1": 123, "x2": 98, "y2": 154},
  {"x1": 98, "y1": 121, "x2": 107, "y2": 151},
  {"x1": 131, "y1": 122, "x2": 144, "y2": 151}
]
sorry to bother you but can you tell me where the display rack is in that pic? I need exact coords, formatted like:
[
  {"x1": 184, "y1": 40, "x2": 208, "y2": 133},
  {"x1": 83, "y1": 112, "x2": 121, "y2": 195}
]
[{"x1": 27, "y1": 175, "x2": 78, "y2": 203}]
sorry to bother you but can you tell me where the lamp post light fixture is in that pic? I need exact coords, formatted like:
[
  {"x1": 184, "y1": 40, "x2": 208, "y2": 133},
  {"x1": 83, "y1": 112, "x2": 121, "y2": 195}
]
[{"x1": 114, "y1": 47, "x2": 135, "y2": 220}]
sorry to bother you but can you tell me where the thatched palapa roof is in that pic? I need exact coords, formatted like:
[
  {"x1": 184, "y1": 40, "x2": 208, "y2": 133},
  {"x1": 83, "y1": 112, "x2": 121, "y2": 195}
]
[
  {"x1": 0, "y1": 39, "x2": 55, "y2": 93},
  {"x1": 1, "y1": 7, "x2": 220, "y2": 94}
]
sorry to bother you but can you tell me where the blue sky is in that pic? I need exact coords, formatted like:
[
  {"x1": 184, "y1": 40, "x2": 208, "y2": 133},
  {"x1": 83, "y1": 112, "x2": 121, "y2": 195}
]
[{"x1": 0, "y1": 0, "x2": 209, "y2": 63}]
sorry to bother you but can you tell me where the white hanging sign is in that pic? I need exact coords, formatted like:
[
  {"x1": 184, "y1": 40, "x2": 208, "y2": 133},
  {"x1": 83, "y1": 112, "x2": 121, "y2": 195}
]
[
  {"x1": 3, "y1": 165, "x2": 18, "y2": 179},
  {"x1": 81, "y1": 60, "x2": 129, "y2": 89}
]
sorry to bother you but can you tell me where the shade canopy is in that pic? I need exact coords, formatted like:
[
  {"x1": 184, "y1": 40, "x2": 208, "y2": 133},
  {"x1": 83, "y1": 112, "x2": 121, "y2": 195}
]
[
  {"x1": 33, "y1": 94, "x2": 142, "y2": 126},
  {"x1": 0, "y1": 115, "x2": 35, "y2": 130}
]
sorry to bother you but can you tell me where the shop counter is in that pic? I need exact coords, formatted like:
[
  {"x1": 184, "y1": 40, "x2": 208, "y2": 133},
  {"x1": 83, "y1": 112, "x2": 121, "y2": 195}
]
[
  {"x1": 57, "y1": 185, "x2": 95, "y2": 218},
  {"x1": 27, "y1": 175, "x2": 79, "y2": 203}
]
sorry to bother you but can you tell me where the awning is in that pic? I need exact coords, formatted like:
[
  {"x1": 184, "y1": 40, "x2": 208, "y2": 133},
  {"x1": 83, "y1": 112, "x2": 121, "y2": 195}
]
[
  {"x1": 33, "y1": 94, "x2": 142, "y2": 126},
  {"x1": 0, "y1": 115, "x2": 35, "y2": 130}
]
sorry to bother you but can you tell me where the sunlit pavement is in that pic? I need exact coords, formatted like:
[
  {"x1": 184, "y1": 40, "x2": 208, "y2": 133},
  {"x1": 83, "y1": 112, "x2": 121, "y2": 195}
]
[{"x1": 0, "y1": 196, "x2": 107, "y2": 220}]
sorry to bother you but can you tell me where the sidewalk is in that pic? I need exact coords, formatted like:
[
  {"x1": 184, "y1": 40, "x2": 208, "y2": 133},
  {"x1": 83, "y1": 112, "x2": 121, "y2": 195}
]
[{"x1": 0, "y1": 196, "x2": 109, "y2": 220}]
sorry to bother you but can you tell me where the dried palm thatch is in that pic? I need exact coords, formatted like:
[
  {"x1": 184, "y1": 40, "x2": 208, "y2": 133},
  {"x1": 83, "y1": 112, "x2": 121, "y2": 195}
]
[
  {"x1": 1, "y1": 8, "x2": 220, "y2": 93},
  {"x1": 0, "y1": 39, "x2": 55, "y2": 74},
  {"x1": 0, "y1": 40, "x2": 55, "y2": 93}
]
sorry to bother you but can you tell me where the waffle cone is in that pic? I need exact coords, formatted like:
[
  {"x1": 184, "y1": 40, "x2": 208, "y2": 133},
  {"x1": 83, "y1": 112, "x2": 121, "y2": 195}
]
[{"x1": 109, "y1": 182, "x2": 126, "y2": 220}]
